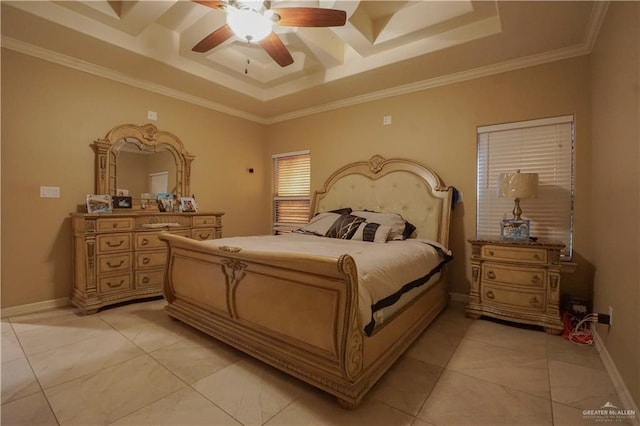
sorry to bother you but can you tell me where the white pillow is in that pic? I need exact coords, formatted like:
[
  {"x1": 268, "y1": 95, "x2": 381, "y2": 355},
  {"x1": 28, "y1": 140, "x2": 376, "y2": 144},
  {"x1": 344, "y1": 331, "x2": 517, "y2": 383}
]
[
  {"x1": 351, "y1": 222, "x2": 391, "y2": 243},
  {"x1": 351, "y1": 211, "x2": 408, "y2": 240},
  {"x1": 295, "y1": 212, "x2": 342, "y2": 236}
]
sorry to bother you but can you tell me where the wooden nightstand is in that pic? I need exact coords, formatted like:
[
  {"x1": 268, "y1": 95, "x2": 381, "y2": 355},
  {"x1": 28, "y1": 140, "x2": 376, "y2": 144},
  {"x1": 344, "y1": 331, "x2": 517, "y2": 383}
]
[{"x1": 466, "y1": 237, "x2": 565, "y2": 334}]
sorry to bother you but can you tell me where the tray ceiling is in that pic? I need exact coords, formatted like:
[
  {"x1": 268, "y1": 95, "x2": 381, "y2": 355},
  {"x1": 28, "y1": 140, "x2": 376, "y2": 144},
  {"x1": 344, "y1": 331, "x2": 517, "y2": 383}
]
[{"x1": 1, "y1": 1, "x2": 605, "y2": 123}]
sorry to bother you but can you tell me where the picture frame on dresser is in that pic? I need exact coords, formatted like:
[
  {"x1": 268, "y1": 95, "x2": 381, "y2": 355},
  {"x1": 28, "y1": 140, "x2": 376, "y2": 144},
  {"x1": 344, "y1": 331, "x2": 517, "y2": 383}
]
[
  {"x1": 113, "y1": 196, "x2": 133, "y2": 209},
  {"x1": 86, "y1": 194, "x2": 112, "y2": 214},
  {"x1": 180, "y1": 197, "x2": 197, "y2": 212}
]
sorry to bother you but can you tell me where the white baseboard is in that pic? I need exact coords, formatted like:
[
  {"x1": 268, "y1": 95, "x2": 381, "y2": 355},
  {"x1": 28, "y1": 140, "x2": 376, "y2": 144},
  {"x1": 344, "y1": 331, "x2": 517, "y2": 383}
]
[
  {"x1": 593, "y1": 328, "x2": 640, "y2": 426},
  {"x1": 449, "y1": 292, "x2": 469, "y2": 303},
  {"x1": 0, "y1": 297, "x2": 72, "y2": 319}
]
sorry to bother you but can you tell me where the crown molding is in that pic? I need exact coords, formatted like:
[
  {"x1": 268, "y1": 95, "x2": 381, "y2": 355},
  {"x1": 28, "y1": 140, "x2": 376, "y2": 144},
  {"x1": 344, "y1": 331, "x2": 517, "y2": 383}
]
[
  {"x1": 0, "y1": 36, "x2": 269, "y2": 125},
  {"x1": 265, "y1": 42, "x2": 592, "y2": 124},
  {"x1": 2, "y1": 0, "x2": 608, "y2": 126}
]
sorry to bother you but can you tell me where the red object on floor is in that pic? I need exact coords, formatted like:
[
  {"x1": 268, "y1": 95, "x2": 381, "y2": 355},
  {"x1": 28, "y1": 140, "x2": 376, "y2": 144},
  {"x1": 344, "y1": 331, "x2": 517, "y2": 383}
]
[{"x1": 561, "y1": 312, "x2": 593, "y2": 344}]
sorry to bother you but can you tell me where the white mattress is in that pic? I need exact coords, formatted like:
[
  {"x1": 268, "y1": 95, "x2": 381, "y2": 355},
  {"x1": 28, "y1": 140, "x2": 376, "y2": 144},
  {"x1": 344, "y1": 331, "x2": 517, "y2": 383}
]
[{"x1": 201, "y1": 234, "x2": 451, "y2": 333}]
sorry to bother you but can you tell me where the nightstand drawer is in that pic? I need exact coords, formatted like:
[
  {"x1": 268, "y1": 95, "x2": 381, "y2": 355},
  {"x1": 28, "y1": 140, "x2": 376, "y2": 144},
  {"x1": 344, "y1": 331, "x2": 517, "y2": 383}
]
[
  {"x1": 97, "y1": 233, "x2": 132, "y2": 253},
  {"x1": 482, "y1": 284, "x2": 545, "y2": 312},
  {"x1": 482, "y1": 264, "x2": 546, "y2": 288},
  {"x1": 482, "y1": 245, "x2": 547, "y2": 264}
]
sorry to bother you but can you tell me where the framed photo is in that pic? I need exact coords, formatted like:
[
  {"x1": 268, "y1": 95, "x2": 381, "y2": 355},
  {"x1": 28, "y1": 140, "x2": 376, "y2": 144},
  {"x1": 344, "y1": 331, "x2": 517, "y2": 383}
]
[
  {"x1": 157, "y1": 193, "x2": 175, "y2": 213},
  {"x1": 86, "y1": 194, "x2": 112, "y2": 214},
  {"x1": 113, "y1": 196, "x2": 133, "y2": 209},
  {"x1": 180, "y1": 197, "x2": 197, "y2": 212},
  {"x1": 501, "y1": 219, "x2": 530, "y2": 241}
]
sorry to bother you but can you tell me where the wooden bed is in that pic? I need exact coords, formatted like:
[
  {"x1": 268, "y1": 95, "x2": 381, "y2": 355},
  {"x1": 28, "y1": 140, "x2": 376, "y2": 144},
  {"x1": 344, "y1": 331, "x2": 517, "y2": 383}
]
[{"x1": 159, "y1": 155, "x2": 453, "y2": 407}]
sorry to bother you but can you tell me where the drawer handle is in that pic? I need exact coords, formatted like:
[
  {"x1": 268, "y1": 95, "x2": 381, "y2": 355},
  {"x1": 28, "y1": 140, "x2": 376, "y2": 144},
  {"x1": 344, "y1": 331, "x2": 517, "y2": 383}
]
[
  {"x1": 107, "y1": 280, "x2": 124, "y2": 288},
  {"x1": 199, "y1": 233, "x2": 210, "y2": 239},
  {"x1": 142, "y1": 276, "x2": 150, "y2": 284},
  {"x1": 106, "y1": 240, "x2": 124, "y2": 247},
  {"x1": 486, "y1": 290, "x2": 495, "y2": 299},
  {"x1": 142, "y1": 257, "x2": 150, "y2": 265},
  {"x1": 531, "y1": 274, "x2": 542, "y2": 285},
  {"x1": 112, "y1": 223, "x2": 118, "y2": 228},
  {"x1": 141, "y1": 238, "x2": 149, "y2": 246},
  {"x1": 530, "y1": 296, "x2": 541, "y2": 307},
  {"x1": 533, "y1": 253, "x2": 541, "y2": 260},
  {"x1": 488, "y1": 250, "x2": 495, "y2": 256},
  {"x1": 487, "y1": 270, "x2": 496, "y2": 280},
  {"x1": 106, "y1": 260, "x2": 125, "y2": 268}
]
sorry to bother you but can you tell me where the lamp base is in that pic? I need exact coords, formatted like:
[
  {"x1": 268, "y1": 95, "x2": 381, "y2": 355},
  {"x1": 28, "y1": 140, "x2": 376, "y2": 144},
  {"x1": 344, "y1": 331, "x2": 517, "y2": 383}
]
[{"x1": 512, "y1": 198, "x2": 523, "y2": 221}]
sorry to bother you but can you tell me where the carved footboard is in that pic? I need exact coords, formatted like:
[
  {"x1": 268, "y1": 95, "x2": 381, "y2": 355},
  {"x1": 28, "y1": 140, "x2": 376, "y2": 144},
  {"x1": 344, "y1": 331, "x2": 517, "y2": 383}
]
[{"x1": 160, "y1": 233, "x2": 367, "y2": 404}]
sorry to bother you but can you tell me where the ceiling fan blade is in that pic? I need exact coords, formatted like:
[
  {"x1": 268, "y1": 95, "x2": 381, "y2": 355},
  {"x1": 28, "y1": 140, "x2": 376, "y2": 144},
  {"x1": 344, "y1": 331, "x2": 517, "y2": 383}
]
[
  {"x1": 192, "y1": 0, "x2": 227, "y2": 10},
  {"x1": 273, "y1": 7, "x2": 346, "y2": 27},
  {"x1": 260, "y1": 33, "x2": 294, "y2": 67},
  {"x1": 192, "y1": 24, "x2": 234, "y2": 52}
]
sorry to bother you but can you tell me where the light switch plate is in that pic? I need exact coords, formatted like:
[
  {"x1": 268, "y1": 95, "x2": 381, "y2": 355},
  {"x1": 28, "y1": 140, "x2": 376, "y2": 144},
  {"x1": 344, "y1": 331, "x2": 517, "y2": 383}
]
[{"x1": 40, "y1": 186, "x2": 60, "y2": 198}]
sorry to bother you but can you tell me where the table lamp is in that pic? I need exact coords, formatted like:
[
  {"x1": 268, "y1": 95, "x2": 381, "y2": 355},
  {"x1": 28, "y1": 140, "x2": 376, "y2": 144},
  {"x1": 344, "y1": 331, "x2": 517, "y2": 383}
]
[{"x1": 498, "y1": 170, "x2": 538, "y2": 220}]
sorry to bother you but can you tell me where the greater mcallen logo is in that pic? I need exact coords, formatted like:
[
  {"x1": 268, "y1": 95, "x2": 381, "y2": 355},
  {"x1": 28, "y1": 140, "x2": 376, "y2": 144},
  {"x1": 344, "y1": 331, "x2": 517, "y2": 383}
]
[{"x1": 582, "y1": 401, "x2": 636, "y2": 422}]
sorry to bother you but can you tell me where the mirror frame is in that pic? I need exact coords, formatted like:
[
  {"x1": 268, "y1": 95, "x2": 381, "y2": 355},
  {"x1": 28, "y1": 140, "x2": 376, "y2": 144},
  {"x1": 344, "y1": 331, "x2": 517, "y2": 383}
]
[{"x1": 92, "y1": 123, "x2": 194, "y2": 197}]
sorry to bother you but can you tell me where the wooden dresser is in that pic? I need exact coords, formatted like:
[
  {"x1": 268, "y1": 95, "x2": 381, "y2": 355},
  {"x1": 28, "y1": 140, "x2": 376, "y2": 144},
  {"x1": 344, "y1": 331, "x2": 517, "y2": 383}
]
[
  {"x1": 466, "y1": 237, "x2": 565, "y2": 334},
  {"x1": 70, "y1": 211, "x2": 224, "y2": 314}
]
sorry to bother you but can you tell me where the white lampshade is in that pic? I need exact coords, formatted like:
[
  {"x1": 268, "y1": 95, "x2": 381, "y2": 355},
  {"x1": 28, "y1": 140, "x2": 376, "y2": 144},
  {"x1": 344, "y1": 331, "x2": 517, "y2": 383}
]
[
  {"x1": 498, "y1": 171, "x2": 539, "y2": 199},
  {"x1": 227, "y1": 8, "x2": 273, "y2": 43}
]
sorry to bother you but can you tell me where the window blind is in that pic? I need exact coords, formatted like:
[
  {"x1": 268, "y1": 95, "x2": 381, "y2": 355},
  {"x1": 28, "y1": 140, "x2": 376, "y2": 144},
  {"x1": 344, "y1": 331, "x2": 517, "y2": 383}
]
[
  {"x1": 477, "y1": 116, "x2": 574, "y2": 259},
  {"x1": 273, "y1": 151, "x2": 311, "y2": 233}
]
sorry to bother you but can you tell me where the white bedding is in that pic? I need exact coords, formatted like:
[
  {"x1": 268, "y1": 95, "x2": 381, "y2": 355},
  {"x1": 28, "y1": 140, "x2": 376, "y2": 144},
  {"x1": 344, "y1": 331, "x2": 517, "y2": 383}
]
[{"x1": 201, "y1": 234, "x2": 451, "y2": 332}]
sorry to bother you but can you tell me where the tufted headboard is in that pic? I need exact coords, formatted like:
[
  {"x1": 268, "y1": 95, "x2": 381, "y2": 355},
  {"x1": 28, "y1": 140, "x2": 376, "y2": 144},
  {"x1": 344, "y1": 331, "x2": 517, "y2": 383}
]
[{"x1": 312, "y1": 155, "x2": 453, "y2": 247}]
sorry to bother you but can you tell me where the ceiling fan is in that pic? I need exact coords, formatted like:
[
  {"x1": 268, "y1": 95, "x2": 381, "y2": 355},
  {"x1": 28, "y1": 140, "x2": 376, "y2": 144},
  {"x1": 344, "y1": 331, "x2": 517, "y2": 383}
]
[{"x1": 192, "y1": 0, "x2": 347, "y2": 67}]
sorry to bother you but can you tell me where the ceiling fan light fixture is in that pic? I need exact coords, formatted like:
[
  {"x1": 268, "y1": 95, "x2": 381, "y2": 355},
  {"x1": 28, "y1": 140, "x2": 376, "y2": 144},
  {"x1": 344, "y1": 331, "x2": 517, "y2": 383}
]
[{"x1": 227, "y1": 8, "x2": 272, "y2": 43}]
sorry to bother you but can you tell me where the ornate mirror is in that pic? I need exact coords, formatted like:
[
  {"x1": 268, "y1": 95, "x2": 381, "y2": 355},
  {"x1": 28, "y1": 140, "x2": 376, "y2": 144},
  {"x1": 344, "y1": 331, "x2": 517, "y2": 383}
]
[{"x1": 92, "y1": 123, "x2": 194, "y2": 200}]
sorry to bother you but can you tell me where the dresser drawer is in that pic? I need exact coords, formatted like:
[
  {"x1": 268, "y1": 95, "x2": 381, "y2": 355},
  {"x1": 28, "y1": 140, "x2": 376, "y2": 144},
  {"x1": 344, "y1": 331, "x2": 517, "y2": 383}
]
[
  {"x1": 136, "y1": 232, "x2": 165, "y2": 250},
  {"x1": 99, "y1": 273, "x2": 132, "y2": 294},
  {"x1": 97, "y1": 233, "x2": 132, "y2": 253},
  {"x1": 97, "y1": 253, "x2": 132, "y2": 274},
  {"x1": 482, "y1": 245, "x2": 547, "y2": 264},
  {"x1": 482, "y1": 284, "x2": 545, "y2": 312},
  {"x1": 136, "y1": 250, "x2": 167, "y2": 269},
  {"x1": 193, "y1": 216, "x2": 218, "y2": 228},
  {"x1": 192, "y1": 228, "x2": 215, "y2": 241},
  {"x1": 135, "y1": 269, "x2": 164, "y2": 288},
  {"x1": 96, "y1": 217, "x2": 135, "y2": 232},
  {"x1": 482, "y1": 264, "x2": 546, "y2": 288}
]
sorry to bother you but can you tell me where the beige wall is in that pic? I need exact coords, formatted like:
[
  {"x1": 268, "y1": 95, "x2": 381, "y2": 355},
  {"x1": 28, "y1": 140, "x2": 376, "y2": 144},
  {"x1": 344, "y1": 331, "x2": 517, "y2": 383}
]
[
  {"x1": 1, "y1": 48, "x2": 270, "y2": 308},
  {"x1": 590, "y1": 2, "x2": 640, "y2": 408},
  {"x1": 266, "y1": 56, "x2": 593, "y2": 299}
]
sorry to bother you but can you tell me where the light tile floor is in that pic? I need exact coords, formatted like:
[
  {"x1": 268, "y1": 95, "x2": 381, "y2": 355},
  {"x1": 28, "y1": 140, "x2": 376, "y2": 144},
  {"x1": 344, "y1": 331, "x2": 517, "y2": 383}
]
[{"x1": 0, "y1": 299, "x2": 631, "y2": 426}]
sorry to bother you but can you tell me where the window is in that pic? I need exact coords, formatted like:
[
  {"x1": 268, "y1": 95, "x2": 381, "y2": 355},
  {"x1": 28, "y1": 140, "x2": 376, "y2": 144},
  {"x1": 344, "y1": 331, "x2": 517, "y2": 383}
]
[
  {"x1": 273, "y1": 150, "x2": 311, "y2": 234},
  {"x1": 477, "y1": 115, "x2": 574, "y2": 259}
]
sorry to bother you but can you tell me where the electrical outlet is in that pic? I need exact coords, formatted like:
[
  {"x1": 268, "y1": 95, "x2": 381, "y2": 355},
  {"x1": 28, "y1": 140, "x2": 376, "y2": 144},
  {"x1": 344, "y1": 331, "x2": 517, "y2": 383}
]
[{"x1": 609, "y1": 306, "x2": 613, "y2": 326}]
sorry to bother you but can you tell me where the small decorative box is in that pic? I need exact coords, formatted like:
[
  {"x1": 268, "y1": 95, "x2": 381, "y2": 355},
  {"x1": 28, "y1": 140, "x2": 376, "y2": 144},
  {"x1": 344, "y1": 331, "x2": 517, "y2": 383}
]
[{"x1": 501, "y1": 219, "x2": 530, "y2": 241}]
